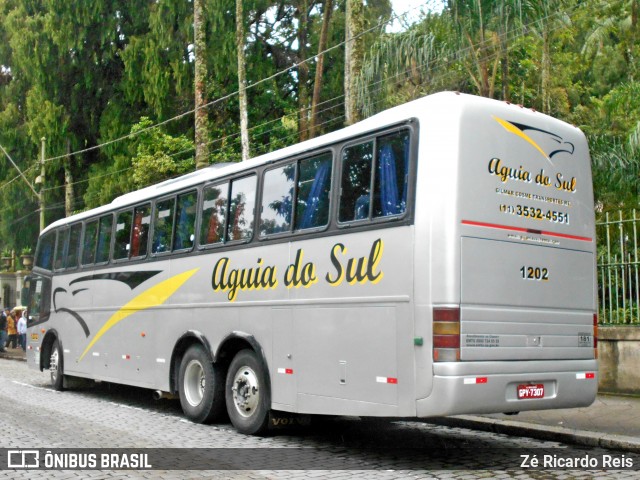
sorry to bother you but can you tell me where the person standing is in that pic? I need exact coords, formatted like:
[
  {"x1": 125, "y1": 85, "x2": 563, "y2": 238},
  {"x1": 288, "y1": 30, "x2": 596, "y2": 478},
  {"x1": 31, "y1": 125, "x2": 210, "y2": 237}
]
[
  {"x1": 17, "y1": 311, "x2": 26, "y2": 351},
  {"x1": 0, "y1": 309, "x2": 7, "y2": 353},
  {"x1": 5, "y1": 310, "x2": 17, "y2": 349}
]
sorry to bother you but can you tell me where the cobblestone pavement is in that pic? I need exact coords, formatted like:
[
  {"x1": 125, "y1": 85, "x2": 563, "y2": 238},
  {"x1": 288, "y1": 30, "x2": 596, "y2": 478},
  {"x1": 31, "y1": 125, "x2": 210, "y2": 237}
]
[{"x1": 0, "y1": 359, "x2": 635, "y2": 479}]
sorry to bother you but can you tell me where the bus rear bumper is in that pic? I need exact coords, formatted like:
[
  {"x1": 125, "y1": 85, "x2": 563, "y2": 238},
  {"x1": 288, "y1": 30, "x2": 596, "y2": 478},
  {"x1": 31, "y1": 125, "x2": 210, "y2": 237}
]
[{"x1": 416, "y1": 359, "x2": 598, "y2": 417}]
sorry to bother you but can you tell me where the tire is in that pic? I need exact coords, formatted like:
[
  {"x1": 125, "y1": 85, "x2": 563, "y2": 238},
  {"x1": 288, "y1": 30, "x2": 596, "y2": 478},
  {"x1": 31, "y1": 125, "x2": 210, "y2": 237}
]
[
  {"x1": 225, "y1": 349, "x2": 270, "y2": 435},
  {"x1": 178, "y1": 344, "x2": 225, "y2": 423},
  {"x1": 50, "y1": 339, "x2": 64, "y2": 391}
]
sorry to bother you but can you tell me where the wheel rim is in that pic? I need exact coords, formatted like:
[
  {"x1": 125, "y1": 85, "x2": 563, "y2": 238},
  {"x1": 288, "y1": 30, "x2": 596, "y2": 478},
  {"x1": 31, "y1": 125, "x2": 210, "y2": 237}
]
[
  {"x1": 184, "y1": 359, "x2": 205, "y2": 407},
  {"x1": 231, "y1": 366, "x2": 260, "y2": 418},
  {"x1": 50, "y1": 347, "x2": 59, "y2": 383}
]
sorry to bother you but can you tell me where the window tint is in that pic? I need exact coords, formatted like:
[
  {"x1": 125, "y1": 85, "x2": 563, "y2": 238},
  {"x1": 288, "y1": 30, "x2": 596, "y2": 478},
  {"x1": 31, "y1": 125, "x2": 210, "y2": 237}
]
[
  {"x1": 65, "y1": 223, "x2": 82, "y2": 269},
  {"x1": 228, "y1": 176, "x2": 256, "y2": 241},
  {"x1": 54, "y1": 229, "x2": 68, "y2": 270},
  {"x1": 35, "y1": 230, "x2": 56, "y2": 271},
  {"x1": 339, "y1": 130, "x2": 410, "y2": 223},
  {"x1": 82, "y1": 220, "x2": 98, "y2": 265},
  {"x1": 339, "y1": 142, "x2": 373, "y2": 222},
  {"x1": 200, "y1": 184, "x2": 227, "y2": 246},
  {"x1": 260, "y1": 165, "x2": 294, "y2": 236},
  {"x1": 114, "y1": 210, "x2": 133, "y2": 260},
  {"x1": 95, "y1": 215, "x2": 113, "y2": 263},
  {"x1": 152, "y1": 198, "x2": 175, "y2": 254},
  {"x1": 131, "y1": 204, "x2": 151, "y2": 258},
  {"x1": 295, "y1": 153, "x2": 332, "y2": 230},
  {"x1": 373, "y1": 131, "x2": 410, "y2": 217},
  {"x1": 174, "y1": 191, "x2": 197, "y2": 251}
]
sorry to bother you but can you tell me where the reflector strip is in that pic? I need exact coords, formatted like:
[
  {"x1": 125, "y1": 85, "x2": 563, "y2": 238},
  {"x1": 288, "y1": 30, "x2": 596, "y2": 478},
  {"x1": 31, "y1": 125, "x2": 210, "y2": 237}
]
[
  {"x1": 576, "y1": 372, "x2": 596, "y2": 380},
  {"x1": 277, "y1": 368, "x2": 294, "y2": 375},
  {"x1": 376, "y1": 377, "x2": 398, "y2": 384},
  {"x1": 122, "y1": 355, "x2": 130, "y2": 360},
  {"x1": 464, "y1": 377, "x2": 488, "y2": 385},
  {"x1": 462, "y1": 220, "x2": 592, "y2": 242}
]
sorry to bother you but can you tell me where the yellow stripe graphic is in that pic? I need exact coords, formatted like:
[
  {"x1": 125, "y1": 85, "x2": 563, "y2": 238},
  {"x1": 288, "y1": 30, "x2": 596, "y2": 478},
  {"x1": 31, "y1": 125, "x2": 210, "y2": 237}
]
[
  {"x1": 78, "y1": 268, "x2": 199, "y2": 361},
  {"x1": 493, "y1": 116, "x2": 549, "y2": 160}
]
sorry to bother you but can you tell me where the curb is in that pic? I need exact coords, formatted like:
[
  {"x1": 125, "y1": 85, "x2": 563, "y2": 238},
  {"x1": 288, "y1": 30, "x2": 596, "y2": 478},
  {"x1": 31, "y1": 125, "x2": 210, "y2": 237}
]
[
  {"x1": 0, "y1": 351, "x2": 26, "y2": 362},
  {"x1": 426, "y1": 415, "x2": 640, "y2": 453}
]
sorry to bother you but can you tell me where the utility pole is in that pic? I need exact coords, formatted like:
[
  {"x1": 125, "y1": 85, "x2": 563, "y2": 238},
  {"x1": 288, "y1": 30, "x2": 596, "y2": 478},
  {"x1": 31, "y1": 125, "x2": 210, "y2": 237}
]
[{"x1": 38, "y1": 137, "x2": 46, "y2": 232}]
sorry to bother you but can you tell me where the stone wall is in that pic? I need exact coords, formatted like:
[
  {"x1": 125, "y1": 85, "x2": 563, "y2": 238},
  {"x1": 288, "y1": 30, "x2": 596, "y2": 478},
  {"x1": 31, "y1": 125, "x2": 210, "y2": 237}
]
[{"x1": 598, "y1": 326, "x2": 640, "y2": 395}]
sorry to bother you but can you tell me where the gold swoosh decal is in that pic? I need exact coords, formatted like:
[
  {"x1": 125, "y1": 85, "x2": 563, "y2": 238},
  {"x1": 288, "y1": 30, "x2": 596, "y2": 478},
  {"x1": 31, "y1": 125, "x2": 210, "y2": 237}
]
[
  {"x1": 78, "y1": 268, "x2": 199, "y2": 361},
  {"x1": 493, "y1": 116, "x2": 549, "y2": 161}
]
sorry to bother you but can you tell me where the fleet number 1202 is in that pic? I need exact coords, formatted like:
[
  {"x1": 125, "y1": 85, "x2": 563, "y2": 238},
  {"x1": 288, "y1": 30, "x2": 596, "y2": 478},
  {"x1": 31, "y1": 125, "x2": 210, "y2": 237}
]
[{"x1": 520, "y1": 266, "x2": 549, "y2": 281}]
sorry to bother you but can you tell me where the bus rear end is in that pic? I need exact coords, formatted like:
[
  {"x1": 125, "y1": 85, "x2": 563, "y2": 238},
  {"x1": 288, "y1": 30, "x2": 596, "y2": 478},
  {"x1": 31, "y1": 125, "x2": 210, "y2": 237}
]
[{"x1": 417, "y1": 93, "x2": 597, "y2": 417}]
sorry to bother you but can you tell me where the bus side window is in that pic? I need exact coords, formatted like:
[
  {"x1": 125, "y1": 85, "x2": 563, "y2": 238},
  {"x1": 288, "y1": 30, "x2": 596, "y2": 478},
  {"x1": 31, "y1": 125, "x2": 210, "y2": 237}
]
[
  {"x1": 174, "y1": 191, "x2": 197, "y2": 251},
  {"x1": 54, "y1": 228, "x2": 69, "y2": 270},
  {"x1": 373, "y1": 131, "x2": 410, "y2": 218},
  {"x1": 95, "y1": 214, "x2": 113, "y2": 264},
  {"x1": 35, "y1": 230, "x2": 56, "y2": 271},
  {"x1": 200, "y1": 184, "x2": 227, "y2": 246},
  {"x1": 153, "y1": 198, "x2": 175, "y2": 254},
  {"x1": 65, "y1": 223, "x2": 82, "y2": 269},
  {"x1": 228, "y1": 175, "x2": 256, "y2": 242},
  {"x1": 131, "y1": 204, "x2": 151, "y2": 258},
  {"x1": 81, "y1": 220, "x2": 98, "y2": 266},
  {"x1": 114, "y1": 210, "x2": 133, "y2": 260},
  {"x1": 295, "y1": 153, "x2": 332, "y2": 230},
  {"x1": 260, "y1": 165, "x2": 293, "y2": 236},
  {"x1": 339, "y1": 141, "x2": 373, "y2": 222}
]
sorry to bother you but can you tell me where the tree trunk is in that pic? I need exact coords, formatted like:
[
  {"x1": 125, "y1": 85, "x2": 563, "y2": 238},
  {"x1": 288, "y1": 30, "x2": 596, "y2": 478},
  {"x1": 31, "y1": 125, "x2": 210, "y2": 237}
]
[
  {"x1": 64, "y1": 139, "x2": 74, "y2": 217},
  {"x1": 236, "y1": 0, "x2": 250, "y2": 161},
  {"x1": 345, "y1": 0, "x2": 364, "y2": 126},
  {"x1": 309, "y1": 0, "x2": 333, "y2": 138},
  {"x1": 194, "y1": 0, "x2": 209, "y2": 169},
  {"x1": 541, "y1": 26, "x2": 551, "y2": 114},
  {"x1": 297, "y1": 0, "x2": 310, "y2": 141}
]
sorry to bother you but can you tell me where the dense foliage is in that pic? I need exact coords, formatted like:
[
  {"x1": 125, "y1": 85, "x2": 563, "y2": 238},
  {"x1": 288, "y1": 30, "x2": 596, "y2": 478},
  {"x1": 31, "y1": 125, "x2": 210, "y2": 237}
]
[{"x1": 0, "y1": 0, "x2": 638, "y2": 253}]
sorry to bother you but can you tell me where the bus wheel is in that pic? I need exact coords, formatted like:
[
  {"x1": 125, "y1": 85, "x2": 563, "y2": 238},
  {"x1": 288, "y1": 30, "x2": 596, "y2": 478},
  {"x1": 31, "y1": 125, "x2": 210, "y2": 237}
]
[
  {"x1": 178, "y1": 344, "x2": 224, "y2": 423},
  {"x1": 226, "y1": 349, "x2": 269, "y2": 435},
  {"x1": 50, "y1": 339, "x2": 64, "y2": 391}
]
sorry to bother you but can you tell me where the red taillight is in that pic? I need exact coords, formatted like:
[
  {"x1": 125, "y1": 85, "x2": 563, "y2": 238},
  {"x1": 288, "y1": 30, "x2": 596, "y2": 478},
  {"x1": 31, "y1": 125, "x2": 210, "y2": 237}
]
[{"x1": 433, "y1": 306, "x2": 460, "y2": 362}]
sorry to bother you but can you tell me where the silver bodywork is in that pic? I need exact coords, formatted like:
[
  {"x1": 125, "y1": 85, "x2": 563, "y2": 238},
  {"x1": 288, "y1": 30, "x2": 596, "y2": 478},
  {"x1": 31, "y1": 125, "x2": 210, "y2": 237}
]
[{"x1": 27, "y1": 92, "x2": 597, "y2": 418}]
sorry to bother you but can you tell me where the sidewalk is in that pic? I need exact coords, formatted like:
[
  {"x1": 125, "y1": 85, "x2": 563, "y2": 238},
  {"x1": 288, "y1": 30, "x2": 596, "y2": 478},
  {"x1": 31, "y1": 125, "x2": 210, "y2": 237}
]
[
  {"x1": 1, "y1": 347, "x2": 637, "y2": 451},
  {"x1": 426, "y1": 395, "x2": 640, "y2": 452},
  {"x1": 0, "y1": 346, "x2": 26, "y2": 362}
]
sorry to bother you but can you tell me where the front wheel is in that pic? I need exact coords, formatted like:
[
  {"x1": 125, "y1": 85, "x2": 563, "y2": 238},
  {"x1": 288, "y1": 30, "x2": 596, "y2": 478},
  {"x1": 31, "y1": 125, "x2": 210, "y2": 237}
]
[
  {"x1": 178, "y1": 344, "x2": 225, "y2": 423},
  {"x1": 50, "y1": 339, "x2": 64, "y2": 391},
  {"x1": 226, "y1": 349, "x2": 270, "y2": 435}
]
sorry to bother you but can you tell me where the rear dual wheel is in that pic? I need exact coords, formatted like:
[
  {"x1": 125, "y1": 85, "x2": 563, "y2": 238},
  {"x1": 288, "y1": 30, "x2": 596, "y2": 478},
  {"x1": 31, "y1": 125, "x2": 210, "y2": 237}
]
[
  {"x1": 225, "y1": 349, "x2": 270, "y2": 435},
  {"x1": 178, "y1": 344, "x2": 225, "y2": 423}
]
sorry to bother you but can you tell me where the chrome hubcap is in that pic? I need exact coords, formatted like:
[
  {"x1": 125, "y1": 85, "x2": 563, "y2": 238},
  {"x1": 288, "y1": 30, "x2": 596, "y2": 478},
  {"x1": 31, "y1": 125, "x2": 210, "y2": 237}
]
[
  {"x1": 50, "y1": 348, "x2": 59, "y2": 383},
  {"x1": 184, "y1": 359, "x2": 205, "y2": 407},
  {"x1": 231, "y1": 366, "x2": 259, "y2": 418}
]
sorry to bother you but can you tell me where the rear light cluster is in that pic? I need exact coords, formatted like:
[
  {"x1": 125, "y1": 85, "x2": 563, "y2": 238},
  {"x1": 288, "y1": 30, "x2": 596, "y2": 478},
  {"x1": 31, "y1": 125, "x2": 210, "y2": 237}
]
[
  {"x1": 593, "y1": 313, "x2": 598, "y2": 359},
  {"x1": 433, "y1": 306, "x2": 460, "y2": 362}
]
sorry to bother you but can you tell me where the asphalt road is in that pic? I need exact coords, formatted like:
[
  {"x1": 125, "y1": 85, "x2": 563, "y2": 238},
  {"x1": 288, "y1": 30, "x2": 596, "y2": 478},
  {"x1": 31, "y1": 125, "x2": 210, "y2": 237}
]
[{"x1": 0, "y1": 358, "x2": 635, "y2": 479}]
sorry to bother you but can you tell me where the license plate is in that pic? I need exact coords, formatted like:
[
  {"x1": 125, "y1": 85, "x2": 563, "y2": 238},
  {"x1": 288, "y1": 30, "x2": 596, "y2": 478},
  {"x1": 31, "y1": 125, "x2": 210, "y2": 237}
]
[{"x1": 517, "y1": 384, "x2": 544, "y2": 399}]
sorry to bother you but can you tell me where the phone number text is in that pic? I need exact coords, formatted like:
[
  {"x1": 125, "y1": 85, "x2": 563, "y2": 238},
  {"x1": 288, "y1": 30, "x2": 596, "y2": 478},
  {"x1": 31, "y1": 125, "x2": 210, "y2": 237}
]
[{"x1": 499, "y1": 204, "x2": 570, "y2": 224}]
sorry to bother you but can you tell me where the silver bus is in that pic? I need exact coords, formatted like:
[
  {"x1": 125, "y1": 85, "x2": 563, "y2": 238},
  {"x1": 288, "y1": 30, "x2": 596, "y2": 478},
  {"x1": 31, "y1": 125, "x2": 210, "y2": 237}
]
[{"x1": 24, "y1": 92, "x2": 598, "y2": 435}]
